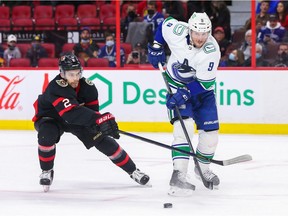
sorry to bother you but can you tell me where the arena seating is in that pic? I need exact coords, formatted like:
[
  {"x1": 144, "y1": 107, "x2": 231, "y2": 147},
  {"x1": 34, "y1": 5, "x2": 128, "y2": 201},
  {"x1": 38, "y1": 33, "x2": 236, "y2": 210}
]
[
  {"x1": 86, "y1": 58, "x2": 109, "y2": 67},
  {"x1": 9, "y1": 58, "x2": 30, "y2": 67},
  {"x1": 38, "y1": 58, "x2": 59, "y2": 67}
]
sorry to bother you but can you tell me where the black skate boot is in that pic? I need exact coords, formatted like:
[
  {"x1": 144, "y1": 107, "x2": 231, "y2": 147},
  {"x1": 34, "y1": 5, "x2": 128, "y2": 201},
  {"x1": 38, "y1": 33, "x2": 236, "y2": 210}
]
[
  {"x1": 39, "y1": 169, "x2": 54, "y2": 192},
  {"x1": 130, "y1": 168, "x2": 150, "y2": 186}
]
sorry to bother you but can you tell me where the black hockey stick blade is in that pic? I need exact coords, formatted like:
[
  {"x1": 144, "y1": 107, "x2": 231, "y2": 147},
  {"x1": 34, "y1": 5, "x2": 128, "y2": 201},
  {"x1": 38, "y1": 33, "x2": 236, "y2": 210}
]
[{"x1": 119, "y1": 130, "x2": 252, "y2": 166}]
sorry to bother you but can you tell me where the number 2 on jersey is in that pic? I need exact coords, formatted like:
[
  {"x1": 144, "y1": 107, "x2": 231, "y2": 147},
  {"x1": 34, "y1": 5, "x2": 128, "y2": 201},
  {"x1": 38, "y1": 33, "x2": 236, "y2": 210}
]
[{"x1": 63, "y1": 98, "x2": 72, "y2": 108}]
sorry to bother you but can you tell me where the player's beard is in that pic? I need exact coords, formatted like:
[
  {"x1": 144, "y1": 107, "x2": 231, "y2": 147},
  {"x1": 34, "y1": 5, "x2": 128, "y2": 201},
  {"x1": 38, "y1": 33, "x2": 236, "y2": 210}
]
[
  {"x1": 193, "y1": 40, "x2": 205, "y2": 48},
  {"x1": 70, "y1": 81, "x2": 79, "y2": 89}
]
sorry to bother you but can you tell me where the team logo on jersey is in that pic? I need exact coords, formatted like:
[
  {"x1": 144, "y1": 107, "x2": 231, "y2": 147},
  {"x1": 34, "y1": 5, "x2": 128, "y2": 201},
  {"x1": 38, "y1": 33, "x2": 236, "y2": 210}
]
[
  {"x1": 203, "y1": 42, "x2": 216, "y2": 54},
  {"x1": 85, "y1": 78, "x2": 94, "y2": 86},
  {"x1": 173, "y1": 24, "x2": 187, "y2": 35},
  {"x1": 56, "y1": 79, "x2": 68, "y2": 87},
  {"x1": 171, "y1": 59, "x2": 196, "y2": 83}
]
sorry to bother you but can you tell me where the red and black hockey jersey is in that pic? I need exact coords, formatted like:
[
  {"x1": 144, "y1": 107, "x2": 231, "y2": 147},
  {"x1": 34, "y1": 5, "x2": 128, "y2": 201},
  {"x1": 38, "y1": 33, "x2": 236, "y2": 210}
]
[{"x1": 32, "y1": 74, "x2": 100, "y2": 127}]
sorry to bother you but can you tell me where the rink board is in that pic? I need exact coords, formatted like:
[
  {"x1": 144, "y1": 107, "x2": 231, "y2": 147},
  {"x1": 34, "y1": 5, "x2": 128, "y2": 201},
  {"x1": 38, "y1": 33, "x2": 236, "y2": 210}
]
[{"x1": 0, "y1": 69, "x2": 287, "y2": 134}]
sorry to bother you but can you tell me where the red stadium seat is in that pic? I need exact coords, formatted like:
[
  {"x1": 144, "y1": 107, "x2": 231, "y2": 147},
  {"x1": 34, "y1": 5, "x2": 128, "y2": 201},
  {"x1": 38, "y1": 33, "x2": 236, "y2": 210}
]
[
  {"x1": 102, "y1": 17, "x2": 116, "y2": 31},
  {"x1": 38, "y1": 58, "x2": 59, "y2": 67},
  {"x1": 57, "y1": 17, "x2": 78, "y2": 30},
  {"x1": 78, "y1": 58, "x2": 86, "y2": 67},
  {"x1": 79, "y1": 17, "x2": 101, "y2": 30},
  {"x1": 9, "y1": 58, "x2": 31, "y2": 67},
  {"x1": 0, "y1": 6, "x2": 10, "y2": 19},
  {"x1": 86, "y1": 58, "x2": 109, "y2": 67},
  {"x1": 17, "y1": 43, "x2": 31, "y2": 57},
  {"x1": 0, "y1": 19, "x2": 11, "y2": 32},
  {"x1": 35, "y1": 18, "x2": 55, "y2": 31},
  {"x1": 121, "y1": 43, "x2": 132, "y2": 60},
  {"x1": 55, "y1": 4, "x2": 75, "y2": 22},
  {"x1": 77, "y1": 4, "x2": 97, "y2": 19},
  {"x1": 12, "y1": 18, "x2": 33, "y2": 31},
  {"x1": 41, "y1": 43, "x2": 55, "y2": 58},
  {"x1": 99, "y1": 4, "x2": 115, "y2": 21},
  {"x1": 62, "y1": 43, "x2": 75, "y2": 53},
  {"x1": 12, "y1": 6, "x2": 31, "y2": 20},
  {"x1": 34, "y1": 5, "x2": 53, "y2": 19}
]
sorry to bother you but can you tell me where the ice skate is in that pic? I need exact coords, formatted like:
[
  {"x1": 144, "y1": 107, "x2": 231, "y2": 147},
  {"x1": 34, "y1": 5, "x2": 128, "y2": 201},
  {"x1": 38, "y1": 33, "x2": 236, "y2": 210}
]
[
  {"x1": 168, "y1": 170, "x2": 195, "y2": 197},
  {"x1": 194, "y1": 167, "x2": 220, "y2": 189},
  {"x1": 39, "y1": 169, "x2": 54, "y2": 192},
  {"x1": 130, "y1": 168, "x2": 151, "y2": 186}
]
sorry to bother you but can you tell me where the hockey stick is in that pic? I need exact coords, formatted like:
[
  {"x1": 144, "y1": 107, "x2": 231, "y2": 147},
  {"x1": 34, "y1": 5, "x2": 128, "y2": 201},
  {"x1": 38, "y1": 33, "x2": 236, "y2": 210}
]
[
  {"x1": 158, "y1": 63, "x2": 213, "y2": 190},
  {"x1": 119, "y1": 130, "x2": 252, "y2": 166}
]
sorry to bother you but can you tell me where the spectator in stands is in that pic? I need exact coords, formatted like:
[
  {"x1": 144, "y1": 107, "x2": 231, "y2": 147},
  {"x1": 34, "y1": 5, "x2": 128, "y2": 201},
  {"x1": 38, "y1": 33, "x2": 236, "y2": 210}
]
[
  {"x1": 3, "y1": 34, "x2": 22, "y2": 67},
  {"x1": 121, "y1": 4, "x2": 139, "y2": 42},
  {"x1": 98, "y1": 33, "x2": 125, "y2": 67},
  {"x1": 213, "y1": 26, "x2": 231, "y2": 61},
  {"x1": 0, "y1": 44, "x2": 4, "y2": 58},
  {"x1": 211, "y1": 1, "x2": 232, "y2": 40},
  {"x1": 256, "y1": 0, "x2": 279, "y2": 14},
  {"x1": 187, "y1": 1, "x2": 215, "y2": 19},
  {"x1": 126, "y1": 42, "x2": 148, "y2": 64},
  {"x1": 136, "y1": 0, "x2": 163, "y2": 17},
  {"x1": 219, "y1": 49, "x2": 245, "y2": 67},
  {"x1": 244, "y1": 43, "x2": 270, "y2": 67},
  {"x1": 143, "y1": 1, "x2": 164, "y2": 34},
  {"x1": 256, "y1": 1, "x2": 271, "y2": 27},
  {"x1": 240, "y1": 29, "x2": 252, "y2": 61},
  {"x1": 26, "y1": 35, "x2": 48, "y2": 67},
  {"x1": 0, "y1": 44, "x2": 5, "y2": 66},
  {"x1": 162, "y1": 1, "x2": 185, "y2": 21},
  {"x1": 73, "y1": 27, "x2": 99, "y2": 63},
  {"x1": 276, "y1": 1, "x2": 288, "y2": 30},
  {"x1": 271, "y1": 42, "x2": 288, "y2": 67},
  {"x1": 258, "y1": 14, "x2": 286, "y2": 44}
]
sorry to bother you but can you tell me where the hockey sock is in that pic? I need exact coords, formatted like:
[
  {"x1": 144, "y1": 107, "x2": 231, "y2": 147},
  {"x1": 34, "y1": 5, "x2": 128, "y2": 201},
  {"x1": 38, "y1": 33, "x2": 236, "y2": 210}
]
[{"x1": 38, "y1": 144, "x2": 56, "y2": 170}]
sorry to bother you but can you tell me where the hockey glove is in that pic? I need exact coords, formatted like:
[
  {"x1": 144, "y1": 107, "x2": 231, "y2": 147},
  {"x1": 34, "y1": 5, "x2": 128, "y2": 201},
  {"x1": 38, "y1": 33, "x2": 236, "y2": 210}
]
[
  {"x1": 96, "y1": 112, "x2": 120, "y2": 139},
  {"x1": 166, "y1": 88, "x2": 191, "y2": 110},
  {"x1": 148, "y1": 43, "x2": 166, "y2": 68}
]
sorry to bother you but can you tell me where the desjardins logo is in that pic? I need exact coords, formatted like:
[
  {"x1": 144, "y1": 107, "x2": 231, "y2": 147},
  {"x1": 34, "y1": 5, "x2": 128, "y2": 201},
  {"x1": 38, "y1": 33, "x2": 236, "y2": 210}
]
[
  {"x1": 88, "y1": 73, "x2": 255, "y2": 109},
  {"x1": 88, "y1": 73, "x2": 112, "y2": 110}
]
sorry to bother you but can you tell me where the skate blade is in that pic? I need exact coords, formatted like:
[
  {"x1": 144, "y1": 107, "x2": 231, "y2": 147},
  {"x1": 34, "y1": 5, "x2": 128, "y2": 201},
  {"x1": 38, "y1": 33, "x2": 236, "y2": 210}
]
[
  {"x1": 140, "y1": 180, "x2": 152, "y2": 188},
  {"x1": 168, "y1": 186, "x2": 194, "y2": 197},
  {"x1": 43, "y1": 185, "x2": 50, "y2": 192}
]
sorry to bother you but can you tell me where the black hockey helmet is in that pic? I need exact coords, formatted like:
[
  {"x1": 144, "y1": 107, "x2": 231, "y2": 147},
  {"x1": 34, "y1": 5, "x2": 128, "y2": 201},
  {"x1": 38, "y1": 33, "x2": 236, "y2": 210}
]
[{"x1": 59, "y1": 52, "x2": 83, "y2": 75}]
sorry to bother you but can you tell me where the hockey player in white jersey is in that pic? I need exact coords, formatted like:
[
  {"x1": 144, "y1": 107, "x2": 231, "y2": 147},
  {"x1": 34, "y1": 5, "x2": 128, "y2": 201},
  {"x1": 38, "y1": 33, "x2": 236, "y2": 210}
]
[{"x1": 148, "y1": 12, "x2": 221, "y2": 196}]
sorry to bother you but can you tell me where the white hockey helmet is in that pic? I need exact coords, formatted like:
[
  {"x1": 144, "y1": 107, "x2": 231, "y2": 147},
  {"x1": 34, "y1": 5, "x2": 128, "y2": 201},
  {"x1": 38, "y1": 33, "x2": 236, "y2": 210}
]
[{"x1": 188, "y1": 12, "x2": 211, "y2": 33}]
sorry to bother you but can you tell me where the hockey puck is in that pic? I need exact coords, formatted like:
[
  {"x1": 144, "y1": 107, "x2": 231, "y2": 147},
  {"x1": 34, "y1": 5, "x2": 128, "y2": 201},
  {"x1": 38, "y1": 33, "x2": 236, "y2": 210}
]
[{"x1": 163, "y1": 203, "x2": 173, "y2": 208}]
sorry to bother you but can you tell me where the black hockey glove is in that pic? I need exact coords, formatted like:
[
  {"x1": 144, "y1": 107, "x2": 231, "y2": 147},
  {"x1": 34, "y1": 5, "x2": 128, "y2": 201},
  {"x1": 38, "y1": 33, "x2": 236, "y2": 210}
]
[{"x1": 95, "y1": 112, "x2": 120, "y2": 139}]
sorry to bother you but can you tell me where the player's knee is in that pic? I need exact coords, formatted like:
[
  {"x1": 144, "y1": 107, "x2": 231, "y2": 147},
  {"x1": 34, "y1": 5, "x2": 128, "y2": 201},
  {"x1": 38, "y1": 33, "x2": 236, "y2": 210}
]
[
  {"x1": 38, "y1": 124, "x2": 60, "y2": 146},
  {"x1": 95, "y1": 136, "x2": 119, "y2": 156},
  {"x1": 199, "y1": 130, "x2": 218, "y2": 148},
  {"x1": 173, "y1": 118, "x2": 194, "y2": 144}
]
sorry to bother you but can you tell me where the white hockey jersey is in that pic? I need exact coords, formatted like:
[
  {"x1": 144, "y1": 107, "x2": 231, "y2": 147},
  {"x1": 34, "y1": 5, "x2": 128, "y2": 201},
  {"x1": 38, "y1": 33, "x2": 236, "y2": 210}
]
[{"x1": 161, "y1": 17, "x2": 220, "y2": 91}]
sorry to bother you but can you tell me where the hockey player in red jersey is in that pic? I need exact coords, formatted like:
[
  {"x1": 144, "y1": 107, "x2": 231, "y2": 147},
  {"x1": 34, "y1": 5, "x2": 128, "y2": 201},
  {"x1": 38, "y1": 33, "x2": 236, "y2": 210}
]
[{"x1": 32, "y1": 53, "x2": 150, "y2": 192}]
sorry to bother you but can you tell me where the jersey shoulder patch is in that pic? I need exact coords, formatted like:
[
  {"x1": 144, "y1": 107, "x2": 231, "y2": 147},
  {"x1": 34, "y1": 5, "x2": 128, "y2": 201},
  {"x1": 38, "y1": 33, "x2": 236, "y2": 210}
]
[
  {"x1": 203, "y1": 42, "x2": 216, "y2": 54},
  {"x1": 56, "y1": 79, "x2": 68, "y2": 87},
  {"x1": 85, "y1": 78, "x2": 94, "y2": 86}
]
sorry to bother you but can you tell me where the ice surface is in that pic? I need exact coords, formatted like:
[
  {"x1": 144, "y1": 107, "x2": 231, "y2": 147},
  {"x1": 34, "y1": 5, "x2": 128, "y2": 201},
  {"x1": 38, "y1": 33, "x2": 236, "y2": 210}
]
[{"x1": 0, "y1": 130, "x2": 287, "y2": 216}]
